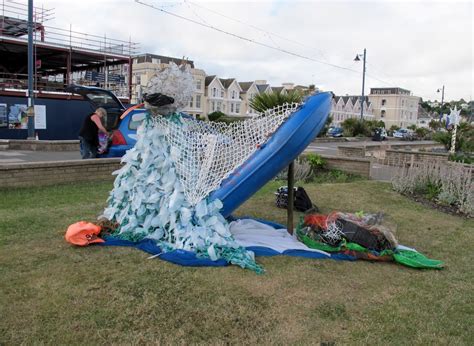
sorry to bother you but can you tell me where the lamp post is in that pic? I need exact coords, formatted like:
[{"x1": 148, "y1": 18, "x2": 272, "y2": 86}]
[
  {"x1": 437, "y1": 85, "x2": 445, "y2": 106},
  {"x1": 437, "y1": 85, "x2": 445, "y2": 122},
  {"x1": 354, "y1": 48, "x2": 366, "y2": 120},
  {"x1": 27, "y1": 0, "x2": 35, "y2": 139}
]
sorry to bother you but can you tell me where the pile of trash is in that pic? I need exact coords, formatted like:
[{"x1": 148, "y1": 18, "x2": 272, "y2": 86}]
[
  {"x1": 297, "y1": 211, "x2": 444, "y2": 269},
  {"x1": 102, "y1": 115, "x2": 263, "y2": 273}
]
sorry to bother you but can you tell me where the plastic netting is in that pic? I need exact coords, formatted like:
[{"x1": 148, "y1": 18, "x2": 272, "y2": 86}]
[{"x1": 153, "y1": 102, "x2": 301, "y2": 205}]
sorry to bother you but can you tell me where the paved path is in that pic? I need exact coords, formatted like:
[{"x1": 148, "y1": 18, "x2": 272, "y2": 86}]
[
  {"x1": 305, "y1": 139, "x2": 433, "y2": 156},
  {"x1": 0, "y1": 139, "x2": 435, "y2": 176},
  {"x1": 0, "y1": 150, "x2": 81, "y2": 164}
]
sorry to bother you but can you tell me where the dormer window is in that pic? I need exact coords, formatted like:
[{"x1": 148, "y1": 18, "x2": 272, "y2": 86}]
[
  {"x1": 221, "y1": 90, "x2": 224, "y2": 98},
  {"x1": 212, "y1": 87, "x2": 217, "y2": 97},
  {"x1": 232, "y1": 90, "x2": 236, "y2": 99}
]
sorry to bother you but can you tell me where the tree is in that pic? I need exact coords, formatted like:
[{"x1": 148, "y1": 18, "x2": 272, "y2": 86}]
[
  {"x1": 207, "y1": 111, "x2": 225, "y2": 122},
  {"x1": 249, "y1": 91, "x2": 303, "y2": 113},
  {"x1": 428, "y1": 119, "x2": 440, "y2": 131},
  {"x1": 317, "y1": 115, "x2": 333, "y2": 137},
  {"x1": 388, "y1": 125, "x2": 400, "y2": 136},
  {"x1": 407, "y1": 124, "x2": 417, "y2": 131},
  {"x1": 341, "y1": 118, "x2": 374, "y2": 137}
]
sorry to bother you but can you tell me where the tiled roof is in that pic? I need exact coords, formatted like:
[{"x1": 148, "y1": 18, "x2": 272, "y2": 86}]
[
  {"x1": 219, "y1": 78, "x2": 235, "y2": 89},
  {"x1": 134, "y1": 53, "x2": 195, "y2": 68},
  {"x1": 239, "y1": 82, "x2": 254, "y2": 92},
  {"x1": 205, "y1": 75, "x2": 216, "y2": 87},
  {"x1": 256, "y1": 84, "x2": 270, "y2": 93},
  {"x1": 334, "y1": 95, "x2": 371, "y2": 108}
]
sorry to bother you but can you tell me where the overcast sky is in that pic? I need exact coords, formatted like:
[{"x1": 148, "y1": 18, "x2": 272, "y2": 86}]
[{"x1": 40, "y1": 0, "x2": 472, "y2": 101}]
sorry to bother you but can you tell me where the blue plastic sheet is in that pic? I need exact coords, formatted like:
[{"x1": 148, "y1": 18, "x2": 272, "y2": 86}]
[{"x1": 98, "y1": 232, "x2": 356, "y2": 268}]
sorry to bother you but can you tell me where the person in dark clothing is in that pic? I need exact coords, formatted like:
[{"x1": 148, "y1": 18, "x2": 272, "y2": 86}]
[{"x1": 79, "y1": 107, "x2": 109, "y2": 159}]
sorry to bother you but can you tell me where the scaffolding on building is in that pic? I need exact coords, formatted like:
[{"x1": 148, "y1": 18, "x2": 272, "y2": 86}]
[{"x1": 0, "y1": 0, "x2": 139, "y2": 101}]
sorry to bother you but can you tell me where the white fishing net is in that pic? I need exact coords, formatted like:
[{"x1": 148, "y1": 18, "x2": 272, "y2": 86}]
[{"x1": 153, "y1": 102, "x2": 301, "y2": 206}]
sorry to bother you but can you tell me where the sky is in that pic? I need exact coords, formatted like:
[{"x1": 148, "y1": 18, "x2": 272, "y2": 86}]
[{"x1": 38, "y1": 0, "x2": 473, "y2": 101}]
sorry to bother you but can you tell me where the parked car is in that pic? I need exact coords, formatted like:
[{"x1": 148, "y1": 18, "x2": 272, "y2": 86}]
[
  {"x1": 372, "y1": 127, "x2": 387, "y2": 141},
  {"x1": 66, "y1": 85, "x2": 146, "y2": 157},
  {"x1": 327, "y1": 127, "x2": 343, "y2": 137},
  {"x1": 393, "y1": 128, "x2": 415, "y2": 141},
  {"x1": 67, "y1": 85, "x2": 195, "y2": 157}
]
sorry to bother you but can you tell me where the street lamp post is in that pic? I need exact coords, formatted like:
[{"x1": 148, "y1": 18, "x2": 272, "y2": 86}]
[
  {"x1": 354, "y1": 48, "x2": 367, "y2": 120},
  {"x1": 27, "y1": 0, "x2": 35, "y2": 139},
  {"x1": 437, "y1": 85, "x2": 445, "y2": 106},
  {"x1": 437, "y1": 85, "x2": 445, "y2": 122}
]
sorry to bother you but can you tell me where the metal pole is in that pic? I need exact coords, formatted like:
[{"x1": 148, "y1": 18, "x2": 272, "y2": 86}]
[
  {"x1": 441, "y1": 85, "x2": 445, "y2": 105},
  {"x1": 27, "y1": 0, "x2": 35, "y2": 139},
  {"x1": 360, "y1": 48, "x2": 366, "y2": 120},
  {"x1": 287, "y1": 161, "x2": 295, "y2": 235}
]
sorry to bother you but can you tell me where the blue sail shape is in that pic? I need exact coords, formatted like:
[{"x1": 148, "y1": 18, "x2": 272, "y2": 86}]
[{"x1": 210, "y1": 92, "x2": 332, "y2": 217}]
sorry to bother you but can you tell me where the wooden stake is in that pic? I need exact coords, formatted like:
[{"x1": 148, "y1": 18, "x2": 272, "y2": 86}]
[{"x1": 287, "y1": 161, "x2": 295, "y2": 235}]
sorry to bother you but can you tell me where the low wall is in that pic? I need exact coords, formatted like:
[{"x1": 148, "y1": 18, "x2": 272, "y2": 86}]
[
  {"x1": 0, "y1": 139, "x2": 80, "y2": 151},
  {"x1": 302, "y1": 153, "x2": 371, "y2": 178},
  {"x1": 385, "y1": 150, "x2": 449, "y2": 166},
  {"x1": 337, "y1": 146, "x2": 366, "y2": 158},
  {"x1": 0, "y1": 158, "x2": 121, "y2": 188},
  {"x1": 338, "y1": 141, "x2": 444, "y2": 159},
  {"x1": 312, "y1": 137, "x2": 347, "y2": 143},
  {"x1": 323, "y1": 155, "x2": 371, "y2": 178}
]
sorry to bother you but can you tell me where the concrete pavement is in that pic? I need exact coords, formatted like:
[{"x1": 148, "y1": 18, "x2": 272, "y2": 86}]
[
  {"x1": 0, "y1": 139, "x2": 434, "y2": 164},
  {"x1": 0, "y1": 150, "x2": 81, "y2": 164},
  {"x1": 305, "y1": 139, "x2": 433, "y2": 156}
]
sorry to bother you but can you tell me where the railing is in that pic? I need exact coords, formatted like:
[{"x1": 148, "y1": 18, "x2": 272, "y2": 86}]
[
  {"x1": 1, "y1": 0, "x2": 139, "y2": 56},
  {"x1": 0, "y1": 72, "x2": 130, "y2": 99}
]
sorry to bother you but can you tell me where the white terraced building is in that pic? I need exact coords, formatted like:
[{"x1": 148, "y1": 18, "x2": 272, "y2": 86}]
[
  {"x1": 330, "y1": 96, "x2": 375, "y2": 126},
  {"x1": 131, "y1": 53, "x2": 317, "y2": 119}
]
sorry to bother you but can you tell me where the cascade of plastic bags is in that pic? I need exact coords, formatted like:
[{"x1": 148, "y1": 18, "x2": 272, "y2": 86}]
[{"x1": 102, "y1": 115, "x2": 263, "y2": 273}]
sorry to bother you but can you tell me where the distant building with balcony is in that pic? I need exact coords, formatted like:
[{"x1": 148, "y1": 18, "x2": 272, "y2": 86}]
[
  {"x1": 330, "y1": 96, "x2": 374, "y2": 125},
  {"x1": 239, "y1": 81, "x2": 259, "y2": 117},
  {"x1": 369, "y1": 87, "x2": 420, "y2": 128},
  {"x1": 130, "y1": 53, "x2": 208, "y2": 118}
]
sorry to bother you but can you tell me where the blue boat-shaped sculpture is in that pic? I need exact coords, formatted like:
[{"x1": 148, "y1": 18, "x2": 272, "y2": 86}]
[{"x1": 210, "y1": 91, "x2": 332, "y2": 217}]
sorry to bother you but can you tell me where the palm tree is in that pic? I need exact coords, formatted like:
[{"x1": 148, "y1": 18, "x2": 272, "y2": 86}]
[{"x1": 249, "y1": 91, "x2": 303, "y2": 113}]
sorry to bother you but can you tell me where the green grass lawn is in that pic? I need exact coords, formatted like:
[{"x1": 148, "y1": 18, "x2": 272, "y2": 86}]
[{"x1": 1, "y1": 180, "x2": 473, "y2": 344}]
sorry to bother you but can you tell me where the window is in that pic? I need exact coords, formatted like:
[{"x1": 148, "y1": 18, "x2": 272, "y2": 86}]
[
  {"x1": 189, "y1": 96, "x2": 193, "y2": 108},
  {"x1": 236, "y1": 103, "x2": 240, "y2": 113},
  {"x1": 381, "y1": 110, "x2": 386, "y2": 118},
  {"x1": 212, "y1": 101, "x2": 215, "y2": 111},
  {"x1": 381, "y1": 99, "x2": 386, "y2": 106},
  {"x1": 217, "y1": 102, "x2": 221, "y2": 111},
  {"x1": 232, "y1": 90, "x2": 236, "y2": 99},
  {"x1": 195, "y1": 79, "x2": 201, "y2": 90},
  {"x1": 231, "y1": 103, "x2": 234, "y2": 113},
  {"x1": 196, "y1": 95, "x2": 201, "y2": 108},
  {"x1": 212, "y1": 88, "x2": 217, "y2": 97},
  {"x1": 220, "y1": 90, "x2": 224, "y2": 98},
  {"x1": 128, "y1": 111, "x2": 146, "y2": 130},
  {"x1": 135, "y1": 74, "x2": 141, "y2": 85}
]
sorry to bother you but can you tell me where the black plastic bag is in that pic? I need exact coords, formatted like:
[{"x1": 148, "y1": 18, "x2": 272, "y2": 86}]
[{"x1": 275, "y1": 186, "x2": 318, "y2": 212}]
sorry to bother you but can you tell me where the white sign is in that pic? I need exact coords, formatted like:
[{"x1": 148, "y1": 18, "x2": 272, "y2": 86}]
[{"x1": 34, "y1": 105, "x2": 47, "y2": 129}]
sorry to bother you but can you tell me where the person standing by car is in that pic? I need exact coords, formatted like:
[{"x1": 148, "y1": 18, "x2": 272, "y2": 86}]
[{"x1": 79, "y1": 107, "x2": 109, "y2": 159}]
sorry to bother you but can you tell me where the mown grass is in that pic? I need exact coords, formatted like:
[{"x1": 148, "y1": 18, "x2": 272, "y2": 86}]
[{"x1": 0, "y1": 180, "x2": 473, "y2": 344}]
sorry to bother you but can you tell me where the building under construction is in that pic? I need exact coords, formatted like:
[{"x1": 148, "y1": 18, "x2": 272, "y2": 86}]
[{"x1": 0, "y1": 0, "x2": 139, "y2": 139}]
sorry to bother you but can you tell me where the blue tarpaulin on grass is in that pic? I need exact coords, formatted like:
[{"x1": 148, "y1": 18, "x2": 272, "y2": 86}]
[{"x1": 98, "y1": 237, "x2": 356, "y2": 268}]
